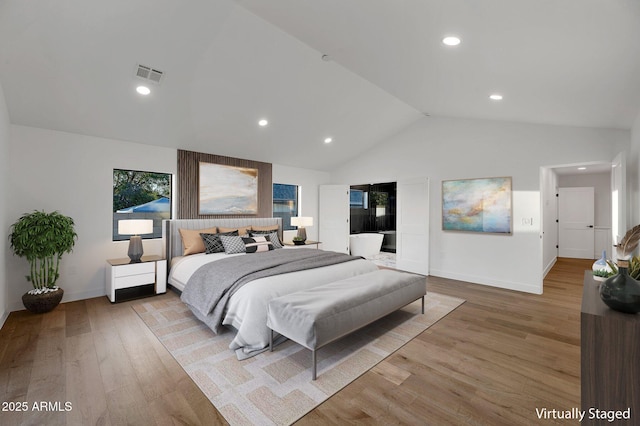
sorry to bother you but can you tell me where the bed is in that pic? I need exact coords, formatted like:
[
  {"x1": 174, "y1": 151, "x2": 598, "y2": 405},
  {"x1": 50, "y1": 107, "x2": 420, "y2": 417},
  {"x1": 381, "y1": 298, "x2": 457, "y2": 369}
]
[{"x1": 164, "y1": 218, "x2": 379, "y2": 359}]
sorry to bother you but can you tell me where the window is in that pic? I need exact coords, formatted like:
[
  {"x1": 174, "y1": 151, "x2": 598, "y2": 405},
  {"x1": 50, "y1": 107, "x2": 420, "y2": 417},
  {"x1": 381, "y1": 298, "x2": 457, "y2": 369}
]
[
  {"x1": 350, "y1": 189, "x2": 368, "y2": 209},
  {"x1": 273, "y1": 183, "x2": 299, "y2": 230},
  {"x1": 113, "y1": 169, "x2": 172, "y2": 241}
]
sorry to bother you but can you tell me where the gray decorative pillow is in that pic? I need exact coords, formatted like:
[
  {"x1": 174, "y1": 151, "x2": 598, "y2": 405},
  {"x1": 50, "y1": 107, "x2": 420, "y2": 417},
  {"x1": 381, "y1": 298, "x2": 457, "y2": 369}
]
[
  {"x1": 242, "y1": 236, "x2": 274, "y2": 253},
  {"x1": 251, "y1": 231, "x2": 283, "y2": 249},
  {"x1": 200, "y1": 230, "x2": 238, "y2": 254},
  {"x1": 220, "y1": 235, "x2": 247, "y2": 254}
]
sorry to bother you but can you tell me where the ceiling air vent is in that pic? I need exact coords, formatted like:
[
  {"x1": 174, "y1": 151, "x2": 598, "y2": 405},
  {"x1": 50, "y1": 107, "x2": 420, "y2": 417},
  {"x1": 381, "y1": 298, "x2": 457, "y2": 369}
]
[{"x1": 135, "y1": 64, "x2": 164, "y2": 85}]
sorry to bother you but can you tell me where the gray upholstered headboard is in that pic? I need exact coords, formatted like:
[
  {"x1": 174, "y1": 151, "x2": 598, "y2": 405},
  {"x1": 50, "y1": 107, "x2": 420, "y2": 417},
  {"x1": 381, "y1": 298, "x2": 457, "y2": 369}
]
[{"x1": 163, "y1": 217, "x2": 282, "y2": 265}]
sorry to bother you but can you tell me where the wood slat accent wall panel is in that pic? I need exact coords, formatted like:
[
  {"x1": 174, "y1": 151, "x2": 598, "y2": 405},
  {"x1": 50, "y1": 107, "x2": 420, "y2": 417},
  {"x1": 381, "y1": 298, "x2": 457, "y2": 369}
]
[{"x1": 177, "y1": 150, "x2": 272, "y2": 219}]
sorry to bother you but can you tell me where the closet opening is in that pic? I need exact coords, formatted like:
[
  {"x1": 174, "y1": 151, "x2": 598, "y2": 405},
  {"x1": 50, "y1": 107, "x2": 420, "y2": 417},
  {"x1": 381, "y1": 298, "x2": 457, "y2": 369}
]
[{"x1": 349, "y1": 182, "x2": 396, "y2": 253}]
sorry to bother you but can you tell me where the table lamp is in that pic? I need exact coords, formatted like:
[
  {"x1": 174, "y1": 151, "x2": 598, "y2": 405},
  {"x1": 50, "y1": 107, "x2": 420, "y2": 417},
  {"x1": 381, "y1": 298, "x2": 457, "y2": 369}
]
[
  {"x1": 290, "y1": 216, "x2": 313, "y2": 241},
  {"x1": 118, "y1": 219, "x2": 153, "y2": 263}
]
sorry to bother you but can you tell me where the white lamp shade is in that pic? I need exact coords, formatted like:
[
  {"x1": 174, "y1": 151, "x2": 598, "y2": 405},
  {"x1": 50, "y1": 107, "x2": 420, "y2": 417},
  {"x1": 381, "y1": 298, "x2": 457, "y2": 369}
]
[
  {"x1": 118, "y1": 219, "x2": 154, "y2": 235},
  {"x1": 290, "y1": 216, "x2": 313, "y2": 227}
]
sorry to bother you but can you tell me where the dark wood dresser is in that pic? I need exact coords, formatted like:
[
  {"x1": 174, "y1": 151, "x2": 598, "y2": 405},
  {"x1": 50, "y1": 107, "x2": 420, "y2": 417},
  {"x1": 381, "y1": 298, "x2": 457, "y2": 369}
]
[{"x1": 581, "y1": 271, "x2": 640, "y2": 424}]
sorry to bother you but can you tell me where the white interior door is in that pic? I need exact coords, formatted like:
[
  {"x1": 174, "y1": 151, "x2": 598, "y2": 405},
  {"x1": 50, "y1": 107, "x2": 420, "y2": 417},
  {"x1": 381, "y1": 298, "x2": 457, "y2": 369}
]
[
  {"x1": 558, "y1": 187, "x2": 595, "y2": 259},
  {"x1": 396, "y1": 177, "x2": 429, "y2": 275},
  {"x1": 611, "y1": 151, "x2": 626, "y2": 258},
  {"x1": 319, "y1": 185, "x2": 350, "y2": 253}
]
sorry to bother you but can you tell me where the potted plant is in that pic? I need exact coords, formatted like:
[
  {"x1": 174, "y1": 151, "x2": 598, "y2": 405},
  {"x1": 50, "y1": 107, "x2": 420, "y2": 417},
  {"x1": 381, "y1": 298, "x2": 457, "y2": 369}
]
[
  {"x1": 292, "y1": 236, "x2": 306, "y2": 245},
  {"x1": 9, "y1": 210, "x2": 78, "y2": 313},
  {"x1": 599, "y1": 225, "x2": 640, "y2": 314}
]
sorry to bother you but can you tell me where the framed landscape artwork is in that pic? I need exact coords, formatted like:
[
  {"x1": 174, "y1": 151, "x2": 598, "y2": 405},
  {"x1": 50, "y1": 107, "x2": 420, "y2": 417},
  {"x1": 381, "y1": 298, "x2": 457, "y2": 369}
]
[
  {"x1": 442, "y1": 176, "x2": 512, "y2": 234},
  {"x1": 198, "y1": 162, "x2": 258, "y2": 215}
]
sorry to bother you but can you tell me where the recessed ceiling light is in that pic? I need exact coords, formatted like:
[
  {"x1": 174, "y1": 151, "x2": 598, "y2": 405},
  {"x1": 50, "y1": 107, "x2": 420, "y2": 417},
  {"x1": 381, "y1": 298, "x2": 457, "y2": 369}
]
[
  {"x1": 489, "y1": 94, "x2": 503, "y2": 101},
  {"x1": 258, "y1": 119, "x2": 268, "y2": 127},
  {"x1": 578, "y1": 167, "x2": 587, "y2": 170},
  {"x1": 324, "y1": 137, "x2": 333, "y2": 144},
  {"x1": 136, "y1": 85, "x2": 151, "y2": 95},
  {"x1": 442, "y1": 36, "x2": 461, "y2": 46}
]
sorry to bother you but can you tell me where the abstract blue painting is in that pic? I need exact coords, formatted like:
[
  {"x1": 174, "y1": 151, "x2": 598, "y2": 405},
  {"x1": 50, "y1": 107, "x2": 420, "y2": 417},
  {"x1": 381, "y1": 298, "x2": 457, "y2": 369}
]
[{"x1": 442, "y1": 177, "x2": 512, "y2": 234}]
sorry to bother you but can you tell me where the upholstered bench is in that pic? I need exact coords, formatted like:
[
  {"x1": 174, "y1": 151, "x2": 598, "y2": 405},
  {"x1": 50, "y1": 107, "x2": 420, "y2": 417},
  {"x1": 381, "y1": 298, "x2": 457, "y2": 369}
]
[{"x1": 267, "y1": 269, "x2": 426, "y2": 380}]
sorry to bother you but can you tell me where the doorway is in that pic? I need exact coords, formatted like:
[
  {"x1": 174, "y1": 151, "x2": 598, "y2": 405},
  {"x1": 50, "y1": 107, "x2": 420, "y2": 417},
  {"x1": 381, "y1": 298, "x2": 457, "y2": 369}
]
[
  {"x1": 541, "y1": 162, "x2": 616, "y2": 277},
  {"x1": 349, "y1": 182, "x2": 396, "y2": 252},
  {"x1": 320, "y1": 179, "x2": 429, "y2": 275}
]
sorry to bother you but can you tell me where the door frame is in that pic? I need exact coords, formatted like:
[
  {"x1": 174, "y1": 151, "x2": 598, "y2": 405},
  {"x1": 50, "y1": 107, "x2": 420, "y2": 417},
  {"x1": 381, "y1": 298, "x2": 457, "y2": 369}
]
[{"x1": 540, "y1": 160, "x2": 620, "y2": 279}]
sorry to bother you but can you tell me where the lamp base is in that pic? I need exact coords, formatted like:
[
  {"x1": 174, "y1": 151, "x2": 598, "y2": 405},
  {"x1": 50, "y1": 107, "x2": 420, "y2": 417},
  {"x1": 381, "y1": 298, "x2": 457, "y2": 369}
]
[
  {"x1": 128, "y1": 235, "x2": 144, "y2": 263},
  {"x1": 296, "y1": 227, "x2": 307, "y2": 242}
]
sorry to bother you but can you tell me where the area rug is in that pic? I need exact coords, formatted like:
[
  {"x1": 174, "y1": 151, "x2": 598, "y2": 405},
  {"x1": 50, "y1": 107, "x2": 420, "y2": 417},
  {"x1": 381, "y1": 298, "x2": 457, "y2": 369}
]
[
  {"x1": 368, "y1": 251, "x2": 397, "y2": 269},
  {"x1": 134, "y1": 291, "x2": 464, "y2": 425}
]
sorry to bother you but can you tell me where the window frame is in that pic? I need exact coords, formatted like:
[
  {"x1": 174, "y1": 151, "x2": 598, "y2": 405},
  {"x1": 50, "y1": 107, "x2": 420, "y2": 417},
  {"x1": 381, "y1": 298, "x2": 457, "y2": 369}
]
[
  {"x1": 112, "y1": 168, "x2": 173, "y2": 241},
  {"x1": 272, "y1": 183, "x2": 300, "y2": 231}
]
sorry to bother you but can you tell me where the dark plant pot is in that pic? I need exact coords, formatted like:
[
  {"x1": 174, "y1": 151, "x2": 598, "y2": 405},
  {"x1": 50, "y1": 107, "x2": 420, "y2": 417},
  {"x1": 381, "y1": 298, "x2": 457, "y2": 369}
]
[
  {"x1": 599, "y1": 262, "x2": 640, "y2": 314},
  {"x1": 293, "y1": 240, "x2": 306, "y2": 245},
  {"x1": 22, "y1": 288, "x2": 64, "y2": 314}
]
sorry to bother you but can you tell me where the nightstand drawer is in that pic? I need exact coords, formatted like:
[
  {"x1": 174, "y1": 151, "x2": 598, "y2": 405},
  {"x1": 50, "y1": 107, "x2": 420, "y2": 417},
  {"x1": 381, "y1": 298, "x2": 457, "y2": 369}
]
[
  {"x1": 114, "y1": 272, "x2": 156, "y2": 290},
  {"x1": 114, "y1": 262, "x2": 155, "y2": 277}
]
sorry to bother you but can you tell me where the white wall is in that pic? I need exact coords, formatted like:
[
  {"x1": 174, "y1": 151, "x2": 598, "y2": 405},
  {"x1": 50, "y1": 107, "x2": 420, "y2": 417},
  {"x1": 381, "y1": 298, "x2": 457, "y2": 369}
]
[
  {"x1": 5, "y1": 126, "x2": 333, "y2": 312},
  {"x1": 0, "y1": 81, "x2": 10, "y2": 326},
  {"x1": 3, "y1": 116, "x2": 634, "y2": 308},
  {"x1": 272, "y1": 164, "x2": 331, "y2": 242},
  {"x1": 7, "y1": 125, "x2": 177, "y2": 312},
  {"x1": 330, "y1": 116, "x2": 629, "y2": 294}
]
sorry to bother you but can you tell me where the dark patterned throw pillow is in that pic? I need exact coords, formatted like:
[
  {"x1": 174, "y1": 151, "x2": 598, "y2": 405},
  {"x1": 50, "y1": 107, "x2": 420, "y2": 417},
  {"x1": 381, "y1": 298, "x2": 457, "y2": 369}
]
[
  {"x1": 250, "y1": 230, "x2": 283, "y2": 249},
  {"x1": 242, "y1": 236, "x2": 274, "y2": 253},
  {"x1": 200, "y1": 230, "x2": 239, "y2": 254}
]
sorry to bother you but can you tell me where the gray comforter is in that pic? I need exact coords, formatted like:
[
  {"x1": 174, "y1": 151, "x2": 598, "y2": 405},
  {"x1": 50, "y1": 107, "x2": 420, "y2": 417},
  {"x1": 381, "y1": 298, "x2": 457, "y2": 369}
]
[{"x1": 180, "y1": 249, "x2": 362, "y2": 334}]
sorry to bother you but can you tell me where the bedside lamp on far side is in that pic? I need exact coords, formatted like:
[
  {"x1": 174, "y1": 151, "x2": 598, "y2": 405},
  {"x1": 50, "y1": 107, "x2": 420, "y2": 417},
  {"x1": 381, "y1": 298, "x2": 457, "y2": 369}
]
[
  {"x1": 290, "y1": 216, "x2": 313, "y2": 242},
  {"x1": 118, "y1": 219, "x2": 153, "y2": 263}
]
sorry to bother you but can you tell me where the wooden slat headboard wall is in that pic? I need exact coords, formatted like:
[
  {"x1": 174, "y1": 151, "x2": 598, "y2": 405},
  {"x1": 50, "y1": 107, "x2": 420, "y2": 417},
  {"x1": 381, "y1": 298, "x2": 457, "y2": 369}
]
[{"x1": 177, "y1": 149, "x2": 273, "y2": 218}]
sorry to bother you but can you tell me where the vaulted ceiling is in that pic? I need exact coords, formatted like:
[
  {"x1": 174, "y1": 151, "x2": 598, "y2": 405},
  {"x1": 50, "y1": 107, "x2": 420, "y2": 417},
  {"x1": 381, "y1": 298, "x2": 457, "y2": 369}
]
[{"x1": 1, "y1": 0, "x2": 639, "y2": 171}]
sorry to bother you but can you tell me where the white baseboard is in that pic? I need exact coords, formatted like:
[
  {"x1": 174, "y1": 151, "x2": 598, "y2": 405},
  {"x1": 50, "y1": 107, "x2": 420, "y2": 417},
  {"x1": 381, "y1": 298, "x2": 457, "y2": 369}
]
[
  {"x1": 429, "y1": 269, "x2": 543, "y2": 295},
  {"x1": 62, "y1": 287, "x2": 106, "y2": 303},
  {"x1": 0, "y1": 309, "x2": 8, "y2": 330},
  {"x1": 8, "y1": 287, "x2": 106, "y2": 314},
  {"x1": 543, "y1": 257, "x2": 557, "y2": 279}
]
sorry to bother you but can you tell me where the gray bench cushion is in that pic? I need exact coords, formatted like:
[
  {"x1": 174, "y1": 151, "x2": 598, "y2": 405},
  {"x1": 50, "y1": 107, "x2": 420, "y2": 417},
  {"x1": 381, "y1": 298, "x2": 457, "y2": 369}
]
[{"x1": 267, "y1": 269, "x2": 426, "y2": 350}]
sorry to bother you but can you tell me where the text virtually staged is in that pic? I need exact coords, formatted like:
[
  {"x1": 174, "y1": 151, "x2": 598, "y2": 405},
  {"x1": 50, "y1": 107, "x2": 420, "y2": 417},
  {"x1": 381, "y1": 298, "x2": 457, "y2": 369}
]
[{"x1": 535, "y1": 407, "x2": 632, "y2": 422}]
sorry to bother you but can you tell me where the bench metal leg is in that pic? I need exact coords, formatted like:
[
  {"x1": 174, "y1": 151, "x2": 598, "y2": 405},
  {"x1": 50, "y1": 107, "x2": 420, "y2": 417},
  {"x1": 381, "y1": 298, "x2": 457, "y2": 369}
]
[
  {"x1": 422, "y1": 296, "x2": 425, "y2": 314},
  {"x1": 269, "y1": 329, "x2": 273, "y2": 352},
  {"x1": 312, "y1": 349, "x2": 317, "y2": 380}
]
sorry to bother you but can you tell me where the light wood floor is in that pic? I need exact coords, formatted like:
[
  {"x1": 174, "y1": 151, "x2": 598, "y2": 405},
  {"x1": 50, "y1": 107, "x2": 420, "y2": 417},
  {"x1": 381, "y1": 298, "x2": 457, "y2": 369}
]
[{"x1": 0, "y1": 258, "x2": 590, "y2": 425}]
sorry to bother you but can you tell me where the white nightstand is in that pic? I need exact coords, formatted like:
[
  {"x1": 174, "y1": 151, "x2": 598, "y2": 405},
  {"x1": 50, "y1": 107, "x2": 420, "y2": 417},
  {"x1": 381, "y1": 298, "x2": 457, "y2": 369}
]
[{"x1": 106, "y1": 255, "x2": 167, "y2": 303}]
